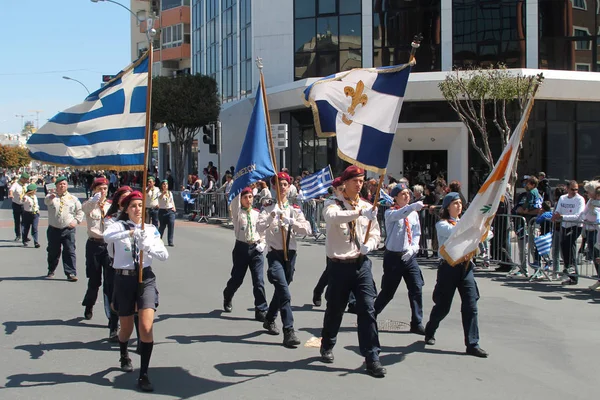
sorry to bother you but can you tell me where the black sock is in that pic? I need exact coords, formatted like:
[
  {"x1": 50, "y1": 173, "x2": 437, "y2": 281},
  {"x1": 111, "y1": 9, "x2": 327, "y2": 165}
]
[
  {"x1": 109, "y1": 314, "x2": 119, "y2": 331},
  {"x1": 139, "y1": 341, "x2": 154, "y2": 377},
  {"x1": 119, "y1": 340, "x2": 129, "y2": 358}
]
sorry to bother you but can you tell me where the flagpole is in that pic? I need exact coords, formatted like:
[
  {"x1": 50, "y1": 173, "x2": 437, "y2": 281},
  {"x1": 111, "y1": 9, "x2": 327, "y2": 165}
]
[
  {"x1": 138, "y1": 44, "x2": 153, "y2": 284},
  {"x1": 257, "y1": 57, "x2": 288, "y2": 261},
  {"x1": 363, "y1": 35, "x2": 422, "y2": 244}
]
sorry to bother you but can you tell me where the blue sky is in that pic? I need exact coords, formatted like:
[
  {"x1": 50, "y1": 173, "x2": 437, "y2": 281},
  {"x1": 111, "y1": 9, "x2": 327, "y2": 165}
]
[{"x1": 0, "y1": 0, "x2": 132, "y2": 133}]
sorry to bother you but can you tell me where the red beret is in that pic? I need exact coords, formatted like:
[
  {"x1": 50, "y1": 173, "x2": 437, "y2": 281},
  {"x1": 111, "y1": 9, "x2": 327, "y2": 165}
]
[
  {"x1": 332, "y1": 177, "x2": 343, "y2": 188},
  {"x1": 91, "y1": 177, "x2": 109, "y2": 190},
  {"x1": 121, "y1": 191, "x2": 143, "y2": 209},
  {"x1": 271, "y1": 172, "x2": 292, "y2": 184},
  {"x1": 241, "y1": 187, "x2": 253, "y2": 196},
  {"x1": 341, "y1": 166, "x2": 365, "y2": 181}
]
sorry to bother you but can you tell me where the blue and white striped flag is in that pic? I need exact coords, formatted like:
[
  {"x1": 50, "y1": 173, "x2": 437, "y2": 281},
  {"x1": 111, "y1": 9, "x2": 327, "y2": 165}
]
[
  {"x1": 27, "y1": 52, "x2": 149, "y2": 170},
  {"x1": 303, "y1": 63, "x2": 412, "y2": 174},
  {"x1": 299, "y1": 166, "x2": 333, "y2": 199},
  {"x1": 534, "y1": 232, "x2": 552, "y2": 256},
  {"x1": 380, "y1": 188, "x2": 394, "y2": 206}
]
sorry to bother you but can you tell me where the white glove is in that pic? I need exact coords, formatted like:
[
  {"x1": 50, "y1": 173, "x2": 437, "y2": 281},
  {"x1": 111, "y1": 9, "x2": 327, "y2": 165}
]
[
  {"x1": 361, "y1": 208, "x2": 378, "y2": 221},
  {"x1": 266, "y1": 203, "x2": 281, "y2": 215},
  {"x1": 401, "y1": 248, "x2": 415, "y2": 262},
  {"x1": 256, "y1": 242, "x2": 266, "y2": 253},
  {"x1": 133, "y1": 228, "x2": 147, "y2": 241},
  {"x1": 360, "y1": 243, "x2": 370, "y2": 255},
  {"x1": 282, "y1": 215, "x2": 295, "y2": 226},
  {"x1": 411, "y1": 201, "x2": 424, "y2": 212},
  {"x1": 92, "y1": 192, "x2": 102, "y2": 202}
]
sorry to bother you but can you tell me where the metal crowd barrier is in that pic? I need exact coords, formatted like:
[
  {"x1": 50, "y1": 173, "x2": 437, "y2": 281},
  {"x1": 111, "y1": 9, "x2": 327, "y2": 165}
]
[
  {"x1": 527, "y1": 218, "x2": 599, "y2": 281},
  {"x1": 191, "y1": 192, "x2": 230, "y2": 223}
]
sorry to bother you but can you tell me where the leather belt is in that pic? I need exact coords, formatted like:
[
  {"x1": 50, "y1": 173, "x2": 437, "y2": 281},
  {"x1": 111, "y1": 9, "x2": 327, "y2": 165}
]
[
  {"x1": 115, "y1": 269, "x2": 137, "y2": 276},
  {"x1": 387, "y1": 249, "x2": 408, "y2": 256},
  {"x1": 330, "y1": 256, "x2": 363, "y2": 264},
  {"x1": 88, "y1": 237, "x2": 105, "y2": 243}
]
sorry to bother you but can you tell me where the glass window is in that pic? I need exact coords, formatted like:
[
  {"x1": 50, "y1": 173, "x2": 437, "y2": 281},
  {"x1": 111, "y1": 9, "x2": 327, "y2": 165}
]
[
  {"x1": 316, "y1": 17, "x2": 339, "y2": 50},
  {"x1": 319, "y1": 0, "x2": 336, "y2": 14},
  {"x1": 162, "y1": 0, "x2": 182, "y2": 11},
  {"x1": 295, "y1": 19, "x2": 317, "y2": 51},
  {"x1": 296, "y1": 0, "x2": 316, "y2": 18},
  {"x1": 340, "y1": 0, "x2": 361, "y2": 14},
  {"x1": 572, "y1": 0, "x2": 587, "y2": 9},
  {"x1": 318, "y1": 52, "x2": 338, "y2": 76},
  {"x1": 546, "y1": 122, "x2": 574, "y2": 181},
  {"x1": 339, "y1": 15, "x2": 361, "y2": 50},
  {"x1": 577, "y1": 123, "x2": 600, "y2": 179},
  {"x1": 576, "y1": 63, "x2": 591, "y2": 70},
  {"x1": 373, "y1": 0, "x2": 442, "y2": 71},
  {"x1": 574, "y1": 28, "x2": 592, "y2": 50}
]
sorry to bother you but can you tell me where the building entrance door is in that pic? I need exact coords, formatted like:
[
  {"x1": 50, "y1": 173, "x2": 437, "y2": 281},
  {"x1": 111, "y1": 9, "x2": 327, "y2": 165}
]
[{"x1": 403, "y1": 150, "x2": 448, "y2": 184}]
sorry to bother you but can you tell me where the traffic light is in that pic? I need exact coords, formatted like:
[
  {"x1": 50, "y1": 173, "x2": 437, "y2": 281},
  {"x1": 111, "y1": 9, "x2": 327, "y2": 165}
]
[
  {"x1": 209, "y1": 121, "x2": 221, "y2": 154},
  {"x1": 202, "y1": 124, "x2": 214, "y2": 145}
]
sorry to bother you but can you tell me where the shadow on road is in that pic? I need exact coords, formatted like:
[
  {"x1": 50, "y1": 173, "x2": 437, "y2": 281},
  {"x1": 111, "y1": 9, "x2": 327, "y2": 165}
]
[
  {"x1": 3, "y1": 366, "x2": 240, "y2": 399},
  {"x1": 3, "y1": 317, "x2": 106, "y2": 335},
  {"x1": 345, "y1": 341, "x2": 466, "y2": 358},
  {"x1": 155, "y1": 309, "x2": 257, "y2": 324},
  {"x1": 499, "y1": 279, "x2": 600, "y2": 303},
  {"x1": 167, "y1": 330, "x2": 281, "y2": 347}
]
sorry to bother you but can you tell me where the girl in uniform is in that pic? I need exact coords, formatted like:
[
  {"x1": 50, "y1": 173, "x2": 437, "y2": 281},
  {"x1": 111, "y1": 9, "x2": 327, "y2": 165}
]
[
  {"x1": 158, "y1": 179, "x2": 176, "y2": 247},
  {"x1": 104, "y1": 191, "x2": 169, "y2": 392},
  {"x1": 424, "y1": 192, "x2": 488, "y2": 358},
  {"x1": 22, "y1": 183, "x2": 40, "y2": 248}
]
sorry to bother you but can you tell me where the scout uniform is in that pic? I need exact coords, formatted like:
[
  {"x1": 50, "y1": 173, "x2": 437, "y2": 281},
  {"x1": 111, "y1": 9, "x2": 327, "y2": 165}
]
[
  {"x1": 44, "y1": 176, "x2": 84, "y2": 280},
  {"x1": 145, "y1": 177, "x2": 160, "y2": 226},
  {"x1": 157, "y1": 180, "x2": 175, "y2": 246},
  {"x1": 424, "y1": 192, "x2": 488, "y2": 358},
  {"x1": 9, "y1": 173, "x2": 28, "y2": 241},
  {"x1": 81, "y1": 178, "x2": 118, "y2": 340},
  {"x1": 223, "y1": 187, "x2": 268, "y2": 321},
  {"x1": 21, "y1": 183, "x2": 40, "y2": 248},
  {"x1": 256, "y1": 172, "x2": 311, "y2": 347},
  {"x1": 374, "y1": 183, "x2": 425, "y2": 334},
  {"x1": 320, "y1": 165, "x2": 385, "y2": 377}
]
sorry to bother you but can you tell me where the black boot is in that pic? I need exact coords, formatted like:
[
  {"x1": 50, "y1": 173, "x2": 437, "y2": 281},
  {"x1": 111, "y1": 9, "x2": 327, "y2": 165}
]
[
  {"x1": 312, "y1": 290, "x2": 322, "y2": 307},
  {"x1": 138, "y1": 374, "x2": 154, "y2": 392},
  {"x1": 366, "y1": 360, "x2": 387, "y2": 378},
  {"x1": 254, "y1": 309, "x2": 266, "y2": 322},
  {"x1": 119, "y1": 340, "x2": 133, "y2": 372},
  {"x1": 283, "y1": 327, "x2": 301, "y2": 348},
  {"x1": 84, "y1": 305, "x2": 93, "y2": 320},
  {"x1": 223, "y1": 296, "x2": 233, "y2": 313}
]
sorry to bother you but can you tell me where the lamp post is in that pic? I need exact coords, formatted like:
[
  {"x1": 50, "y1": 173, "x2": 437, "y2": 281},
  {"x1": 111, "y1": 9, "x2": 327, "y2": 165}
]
[{"x1": 62, "y1": 76, "x2": 91, "y2": 94}]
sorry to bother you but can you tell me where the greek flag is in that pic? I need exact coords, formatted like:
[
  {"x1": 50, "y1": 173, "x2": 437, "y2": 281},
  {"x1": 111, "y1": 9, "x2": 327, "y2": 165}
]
[
  {"x1": 304, "y1": 63, "x2": 412, "y2": 174},
  {"x1": 380, "y1": 188, "x2": 394, "y2": 206},
  {"x1": 27, "y1": 52, "x2": 149, "y2": 170},
  {"x1": 299, "y1": 166, "x2": 333, "y2": 199},
  {"x1": 534, "y1": 232, "x2": 552, "y2": 256}
]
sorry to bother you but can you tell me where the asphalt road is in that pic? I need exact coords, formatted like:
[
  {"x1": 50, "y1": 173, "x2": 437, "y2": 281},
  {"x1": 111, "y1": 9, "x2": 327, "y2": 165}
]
[{"x1": 0, "y1": 193, "x2": 597, "y2": 399}]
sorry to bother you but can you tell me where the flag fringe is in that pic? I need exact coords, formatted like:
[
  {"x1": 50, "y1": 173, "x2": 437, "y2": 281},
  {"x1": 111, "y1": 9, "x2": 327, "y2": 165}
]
[
  {"x1": 32, "y1": 160, "x2": 145, "y2": 172},
  {"x1": 337, "y1": 149, "x2": 387, "y2": 175}
]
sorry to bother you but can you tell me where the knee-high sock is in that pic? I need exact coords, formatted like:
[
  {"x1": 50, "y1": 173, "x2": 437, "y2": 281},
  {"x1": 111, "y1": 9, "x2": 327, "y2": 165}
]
[
  {"x1": 119, "y1": 340, "x2": 129, "y2": 357},
  {"x1": 139, "y1": 341, "x2": 154, "y2": 377}
]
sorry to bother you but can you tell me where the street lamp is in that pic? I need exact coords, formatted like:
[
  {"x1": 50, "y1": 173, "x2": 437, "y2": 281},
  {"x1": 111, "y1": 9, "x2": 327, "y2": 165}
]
[
  {"x1": 91, "y1": 0, "x2": 157, "y2": 40},
  {"x1": 62, "y1": 76, "x2": 91, "y2": 94}
]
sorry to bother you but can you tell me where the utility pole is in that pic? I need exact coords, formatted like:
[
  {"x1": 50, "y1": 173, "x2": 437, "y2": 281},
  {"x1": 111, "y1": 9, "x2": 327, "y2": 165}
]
[{"x1": 29, "y1": 110, "x2": 43, "y2": 129}]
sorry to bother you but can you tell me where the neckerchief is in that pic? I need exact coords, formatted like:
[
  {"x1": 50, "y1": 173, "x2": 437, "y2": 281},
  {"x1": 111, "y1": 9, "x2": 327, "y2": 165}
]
[
  {"x1": 343, "y1": 194, "x2": 360, "y2": 245},
  {"x1": 448, "y1": 218, "x2": 457, "y2": 226},
  {"x1": 99, "y1": 199, "x2": 106, "y2": 232},
  {"x1": 28, "y1": 193, "x2": 38, "y2": 213},
  {"x1": 405, "y1": 218, "x2": 412, "y2": 245},
  {"x1": 58, "y1": 192, "x2": 69, "y2": 215},
  {"x1": 242, "y1": 206, "x2": 254, "y2": 242},
  {"x1": 124, "y1": 221, "x2": 140, "y2": 267},
  {"x1": 19, "y1": 183, "x2": 26, "y2": 201},
  {"x1": 161, "y1": 191, "x2": 170, "y2": 207}
]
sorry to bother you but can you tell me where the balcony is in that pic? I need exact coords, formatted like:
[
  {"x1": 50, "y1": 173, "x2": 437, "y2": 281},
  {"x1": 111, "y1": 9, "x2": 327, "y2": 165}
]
[
  {"x1": 161, "y1": 6, "x2": 190, "y2": 27},
  {"x1": 154, "y1": 43, "x2": 191, "y2": 62}
]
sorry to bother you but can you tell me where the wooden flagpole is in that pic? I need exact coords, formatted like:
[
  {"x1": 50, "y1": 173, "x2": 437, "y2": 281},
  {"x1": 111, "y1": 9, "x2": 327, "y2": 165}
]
[
  {"x1": 364, "y1": 34, "x2": 422, "y2": 243},
  {"x1": 257, "y1": 58, "x2": 288, "y2": 261},
  {"x1": 138, "y1": 44, "x2": 153, "y2": 284}
]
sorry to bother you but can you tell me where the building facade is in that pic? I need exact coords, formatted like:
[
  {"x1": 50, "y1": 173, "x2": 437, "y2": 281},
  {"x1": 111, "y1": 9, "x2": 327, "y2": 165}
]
[{"x1": 191, "y1": 0, "x2": 600, "y2": 196}]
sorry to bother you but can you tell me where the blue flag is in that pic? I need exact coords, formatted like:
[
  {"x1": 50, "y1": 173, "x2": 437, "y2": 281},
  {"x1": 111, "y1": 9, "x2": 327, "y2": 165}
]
[
  {"x1": 27, "y1": 53, "x2": 149, "y2": 170},
  {"x1": 228, "y1": 82, "x2": 276, "y2": 203}
]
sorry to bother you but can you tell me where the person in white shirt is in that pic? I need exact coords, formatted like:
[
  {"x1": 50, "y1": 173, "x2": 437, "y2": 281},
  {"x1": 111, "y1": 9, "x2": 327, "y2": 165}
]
[
  {"x1": 157, "y1": 180, "x2": 176, "y2": 247},
  {"x1": 8, "y1": 172, "x2": 29, "y2": 241},
  {"x1": 256, "y1": 172, "x2": 311, "y2": 348},
  {"x1": 552, "y1": 180, "x2": 585, "y2": 285},
  {"x1": 145, "y1": 177, "x2": 160, "y2": 226},
  {"x1": 0, "y1": 171, "x2": 8, "y2": 201},
  {"x1": 374, "y1": 183, "x2": 425, "y2": 335},
  {"x1": 223, "y1": 187, "x2": 268, "y2": 321},
  {"x1": 424, "y1": 192, "x2": 488, "y2": 358},
  {"x1": 103, "y1": 191, "x2": 168, "y2": 392},
  {"x1": 21, "y1": 183, "x2": 40, "y2": 248},
  {"x1": 44, "y1": 176, "x2": 84, "y2": 281}
]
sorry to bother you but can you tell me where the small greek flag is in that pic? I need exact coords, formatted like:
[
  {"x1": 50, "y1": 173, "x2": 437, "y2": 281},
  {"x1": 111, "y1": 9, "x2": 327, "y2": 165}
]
[
  {"x1": 304, "y1": 63, "x2": 412, "y2": 174},
  {"x1": 299, "y1": 166, "x2": 333, "y2": 199},
  {"x1": 380, "y1": 188, "x2": 394, "y2": 206},
  {"x1": 534, "y1": 232, "x2": 552, "y2": 256},
  {"x1": 27, "y1": 52, "x2": 149, "y2": 170}
]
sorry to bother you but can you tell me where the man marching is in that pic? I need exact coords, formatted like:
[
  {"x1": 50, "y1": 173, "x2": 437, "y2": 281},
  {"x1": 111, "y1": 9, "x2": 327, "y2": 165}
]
[
  {"x1": 45, "y1": 176, "x2": 84, "y2": 281},
  {"x1": 374, "y1": 183, "x2": 426, "y2": 335},
  {"x1": 223, "y1": 187, "x2": 269, "y2": 321},
  {"x1": 8, "y1": 172, "x2": 29, "y2": 242},
  {"x1": 81, "y1": 177, "x2": 118, "y2": 340},
  {"x1": 22, "y1": 183, "x2": 41, "y2": 248},
  {"x1": 145, "y1": 176, "x2": 160, "y2": 226},
  {"x1": 320, "y1": 166, "x2": 385, "y2": 377},
  {"x1": 256, "y1": 172, "x2": 311, "y2": 348}
]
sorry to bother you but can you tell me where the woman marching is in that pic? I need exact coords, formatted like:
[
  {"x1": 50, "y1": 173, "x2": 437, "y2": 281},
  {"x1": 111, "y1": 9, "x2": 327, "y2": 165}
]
[
  {"x1": 424, "y1": 192, "x2": 488, "y2": 358},
  {"x1": 158, "y1": 179, "x2": 176, "y2": 247},
  {"x1": 103, "y1": 191, "x2": 169, "y2": 392}
]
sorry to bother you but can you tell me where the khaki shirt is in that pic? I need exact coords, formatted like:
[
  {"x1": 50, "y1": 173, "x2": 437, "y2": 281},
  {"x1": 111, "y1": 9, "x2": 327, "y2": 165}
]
[
  {"x1": 231, "y1": 196, "x2": 263, "y2": 244},
  {"x1": 146, "y1": 186, "x2": 160, "y2": 208},
  {"x1": 323, "y1": 197, "x2": 381, "y2": 260},
  {"x1": 9, "y1": 182, "x2": 25, "y2": 205},
  {"x1": 256, "y1": 201, "x2": 311, "y2": 251},
  {"x1": 158, "y1": 191, "x2": 175, "y2": 210},
  {"x1": 44, "y1": 192, "x2": 84, "y2": 229},
  {"x1": 82, "y1": 197, "x2": 111, "y2": 239}
]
